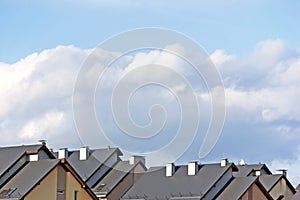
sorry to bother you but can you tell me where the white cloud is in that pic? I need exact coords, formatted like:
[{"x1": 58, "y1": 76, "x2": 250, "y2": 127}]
[
  {"x1": 19, "y1": 111, "x2": 65, "y2": 139},
  {"x1": 0, "y1": 39, "x2": 299, "y2": 183},
  {"x1": 0, "y1": 45, "x2": 88, "y2": 147},
  {"x1": 210, "y1": 49, "x2": 236, "y2": 67},
  {"x1": 225, "y1": 86, "x2": 300, "y2": 122},
  {"x1": 270, "y1": 145, "x2": 300, "y2": 186}
]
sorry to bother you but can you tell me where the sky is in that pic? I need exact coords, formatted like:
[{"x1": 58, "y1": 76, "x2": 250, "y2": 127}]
[{"x1": 0, "y1": 0, "x2": 300, "y2": 185}]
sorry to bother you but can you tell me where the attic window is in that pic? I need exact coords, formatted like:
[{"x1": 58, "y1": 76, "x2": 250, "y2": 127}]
[{"x1": 0, "y1": 188, "x2": 17, "y2": 197}]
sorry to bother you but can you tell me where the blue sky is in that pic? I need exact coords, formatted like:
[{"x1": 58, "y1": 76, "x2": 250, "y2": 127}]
[
  {"x1": 1, "y1": 0, "x2": 299, "y2": 63},
  {"x1": 0, "y1": 0, "x2": 300, "y2": 185}
]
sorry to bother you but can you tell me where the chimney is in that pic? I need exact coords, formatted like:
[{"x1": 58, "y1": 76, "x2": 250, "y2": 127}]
[
  {"x1": 221, "y1": 158, "x2": 228, "y2": 167},
  {"x1": 58, "y1": 148, "x2": 68, "y2": 159},
  {"x1": 166, "y1": 163, "x2": 175, "y2": 177},
  {"x1": 188, "y1": 161, "x2": 198, "y2": 175},
  {"x1": 38, "y1": 139, "x2": 46, "y2": 145},
  {"x1": 253, "y1": 168, "x2": 261, "y2": 176},
  {"x1": 79, "y1": 147, "x2": 90, "y2": 160},
  {"x1": 276, "y1": 169, "x2": 287, "y2": 177},
  {"x1": 129, "y1": 155, "x2": 145, "y2": 165},
  {"x1": 238, "y1": 159, "x2": 245, "y2": 166},
  {"x1": 29, "y1": 154, "x2": 39, "y2": 161}
]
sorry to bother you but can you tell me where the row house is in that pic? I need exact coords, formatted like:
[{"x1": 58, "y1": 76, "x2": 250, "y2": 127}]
[
  {"x1": 0, "y1": 143, "x2": 146, "y2": 200},
  {"x1": 122, "y1": 159, "x2": 296, "y2": 200},
  {"x1": 1, "y1": 142, "x2": 298, "y2": 200}
]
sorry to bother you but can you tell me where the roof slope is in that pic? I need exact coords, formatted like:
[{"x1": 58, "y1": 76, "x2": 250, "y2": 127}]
[
  {"x1": 123, "y1": 163, "x2": 234, "y2": 199},
  {"x1": 67, "y1": 148, "x2": 119, "y2": 181},
  {"x1": 291, "y1": 191, "x2": 300, "y2": 200},
  {"x1": 0, "y1": 144, "x2": 42, "y2": 177},
  {"x1": 234, "y1": 164, "x2": 271, "y2": 177},
  {"x1": 0, "y1": 159, "x2": 59, "y2": 199},
  {"x1": 216, "y1": 176, "x2": 257, "y2": 199},
  {"x1": 259, "y1": 174, "x2": 282, "y2": 192},
  {"x1": 93, "y1": 161, "x2": 143, "y2": 196},
  {"x1": 259, "y1": 174, "x2": 296, "y2": 195}
]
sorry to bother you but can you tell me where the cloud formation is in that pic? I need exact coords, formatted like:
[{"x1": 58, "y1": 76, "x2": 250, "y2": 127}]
[{"x1": 0, "y1": 39, "x2": 299, "y2": 184}]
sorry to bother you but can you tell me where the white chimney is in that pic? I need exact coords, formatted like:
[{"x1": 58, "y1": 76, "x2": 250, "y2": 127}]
[
  {"x1": 129, "y1": 155, "x2": 145, "y2": 165},
  {"x1": 58, "y1": 148, "x2": 68, "y2": 159},
  {"x1": 29, "y1": 154, "x2": 39, "y2": 161},
  {"x1": 238, "y1": 159, "x2": 245, "y2": 166},
  {"x1": 254, "y1": 169, "x2": 261, "y2": 176},
  {"x1": 166, "y1": 163, "x2": 175, "y2": 177},
  {"x1": 188, "y1": 162, "x2": 198, "y2": 176},
  {"x1": 221, "y1": 158, "x2": 228, "y2": 167},
  {"x1": 276, "y1": 169, "x2": 287, "y2": 176},
  {"x1": 79, "y1": 147, "x2": 90, "y2": 160}
]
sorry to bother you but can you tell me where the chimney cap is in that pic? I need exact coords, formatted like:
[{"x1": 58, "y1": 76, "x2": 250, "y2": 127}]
[
  {"x1": 166, "y1": 163, "x2": 175, "y2": 177},
  {"x1": 38, "y1": 139, "x2": 46, "y2": 145},
  {"x1": 276, "y1": 169, "x2": 287, "y2": 176},
  {"x1": 129, "y1": 155, "x2": 145, "y2": 165},
  {"x1": 188, "y1": 161, "x2": 199, "y2": 176},
  {"x1": 238, "y1": 159, "x2": 245, "y2": 166},
  {"x1": 58, "y1": 148, "x2": 69, "y2": 159},
  {"x1": 221, "y1": 158, "x2": 228, "y2": 167}
]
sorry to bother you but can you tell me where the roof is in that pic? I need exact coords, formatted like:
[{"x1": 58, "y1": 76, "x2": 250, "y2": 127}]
[
  {"x1": 216, "y1": 176, "x2": 258, "y2": 199},
  {"x1": 122, "y1": 163, "x2": 236, "y2": 199},
  {"x1": 259, "y1": 174, "x2": 282, "y2": 192},
  {"x1": 0, "y1": 159, "x2": 59, "y2": 199},
  {"x1": 0, "y1": 144, "x2": 43, "y2": 177},
  {"x1": 259, "y1": 174, "x2": 296, "y2": 194},
  {"x1": 233, "y1": 164, "x2": 272, "y2": 177},
  {"x1": 292, "y1": 191, "x2": 300, "y2": 200},
  {"x1": 67, "y1": 148, "x2": 121, "y2": 181},
  {"x1": 93, "y1": 161, "x2": 146, "y2": 196}
]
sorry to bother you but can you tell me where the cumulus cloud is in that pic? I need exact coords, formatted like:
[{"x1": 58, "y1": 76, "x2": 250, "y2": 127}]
[
  {"x1": 271, "y1": 145, "x2": 300, "y2": 186},
  {"x1": 0, "y1": 39, "x2": 299, "y2": 184},
  {"x1": 0, "y1": 45, "x2": 88, "y2": 147},
  {"x1": 210, "y1": 38, "x2": 300, "y2": 185}
]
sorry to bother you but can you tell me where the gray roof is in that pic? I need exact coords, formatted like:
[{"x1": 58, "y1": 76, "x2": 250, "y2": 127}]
[
  {"x1": 93, "y1": 161, "x2": 144, "y2": 196},
  {"x1": 216, "y1": 176, "x2": 257, "y2": 199},
  {"x1": 233, "y1": 164, "x2": 271, "y2": 177},
  {"x1": 0, "y1": 144, "x2": 43, "y2": 177},
  {"x1": 259, "y1": 174, "x2": 295, "y2": 195},
  {"x1": 0, "y1": 159, "x2": 59, "y2": 199},
  {"x1": 123, "y1": 163, "x2": 235, "y2": 199},
  {"x1": 259, "y1": 174, "x2": 282, "y2": 192},
  {"x1": 292, "y1": 191, "x2": 300, "y2": 200},
  {"x1": 67, "y1": 148, "x2": 120, "y2": 181}
]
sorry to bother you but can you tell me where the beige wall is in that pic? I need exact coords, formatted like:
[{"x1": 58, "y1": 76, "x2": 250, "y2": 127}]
[
  {"x1": 241, "y1": 183, "x2": 268, "y2": 200},
  {"x1": 25, "y1": 168, "x2": 57, "y2": 200},
  {"x1": 65, "y1": 171, "x2": 93, "y2": 200},
  {"x1": 270, "y1": 178, "x2": 294, "y2": 200},
  {"x1": 25, "y1": 165, "x2": 94, "y2": 200}
]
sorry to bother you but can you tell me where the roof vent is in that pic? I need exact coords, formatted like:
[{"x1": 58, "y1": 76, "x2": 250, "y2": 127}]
[
  {"x1": 58, "y1": 148, "x2": 68, "y2": 159},
  {"x1": 129, "y1": 155, "x2": 145, "y2": 165},
  {"x1": 238, "y1": 159, "x2": 245, "y2": 166},
  {"x1": 79, "y1": 146, "x2": 90, "y2": 161},
  {"x1": 166, "y1": 163, "x2": 175, "y2": 177},
  {"x1": 188, "y1": 161, "x2": 198, "y2": 175},
  {"x1": 221, "y1": 158, "x2": 228, "y2": 167},
  {"x1": 276, "y1": 169, "x2": 287, "y2": 176}
]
